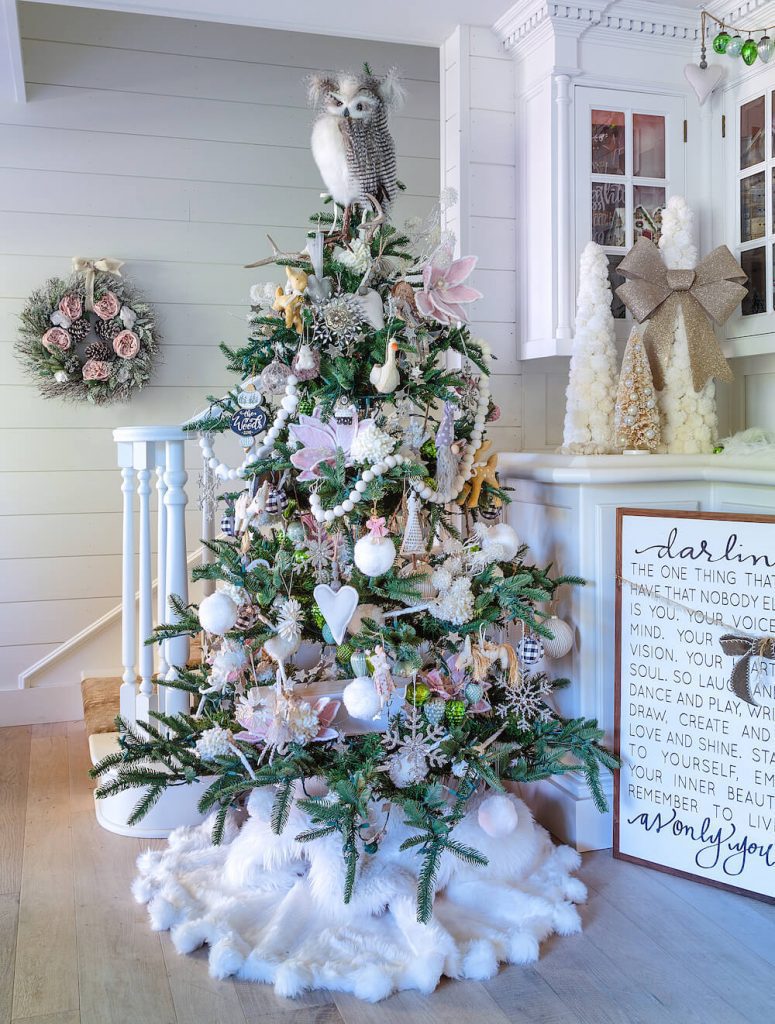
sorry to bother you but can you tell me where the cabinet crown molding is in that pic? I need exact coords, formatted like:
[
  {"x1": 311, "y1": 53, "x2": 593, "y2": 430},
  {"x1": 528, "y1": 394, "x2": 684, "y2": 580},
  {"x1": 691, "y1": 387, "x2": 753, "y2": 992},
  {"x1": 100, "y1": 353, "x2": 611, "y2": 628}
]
[{"x1": 495, "y1": 0, "x2": 700, "y2": 56}]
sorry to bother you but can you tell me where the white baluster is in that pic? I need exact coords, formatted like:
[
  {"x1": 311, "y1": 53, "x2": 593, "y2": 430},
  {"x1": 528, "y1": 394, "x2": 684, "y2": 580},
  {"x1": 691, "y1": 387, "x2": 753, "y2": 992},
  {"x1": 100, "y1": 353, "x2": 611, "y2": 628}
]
[
  {"x1": 164, "y1": 437, "x2": 190, "y2": 717},
  {"x1": 199, "y1": 432, "x2": 216, "y2": 598},
  {"x1": 136, "y1": 451, "x2": 154, "y2": 724},
  {"x1": 118, "y1": 463, "x2": 137, "y2": 727},
  {"x1": 155, "y1": 459, "x2": 169, "y2": 679}
]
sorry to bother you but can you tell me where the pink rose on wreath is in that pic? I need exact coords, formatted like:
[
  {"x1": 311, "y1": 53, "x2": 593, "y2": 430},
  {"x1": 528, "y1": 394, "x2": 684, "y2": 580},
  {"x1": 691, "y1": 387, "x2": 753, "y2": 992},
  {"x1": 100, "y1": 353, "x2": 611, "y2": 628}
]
[
  {"x1": 82, "y1": 358, "x2": 110, "y2": 381},
  {"x1": 93, "y1": 291, "x2": 120, "y2": 321},
  {"x1": 415, "y1": 242, "x2": 482, "y2": 326},
  {"x1": 42, "y1": 327, "x2": 72, "y2": 352},
  {"x1": 58, "y1": 293, "x2": 82, "y2": 321},
  {"x1": 113, "y1": 329, "x2": 140, "y2": 359}
]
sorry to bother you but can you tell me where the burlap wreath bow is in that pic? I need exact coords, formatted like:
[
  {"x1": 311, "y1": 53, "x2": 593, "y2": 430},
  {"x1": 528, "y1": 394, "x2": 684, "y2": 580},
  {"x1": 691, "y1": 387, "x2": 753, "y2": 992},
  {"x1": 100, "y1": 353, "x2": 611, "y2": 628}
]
[
  {"x1": 718, "y1": 633, "x2": 775, "y2": 705},
  {"x1": 71, "y1": 256, "x2": 124, "y2": 312},
  {"x1": 615, "y1": 238, "x2": 747, "y2": 391}
]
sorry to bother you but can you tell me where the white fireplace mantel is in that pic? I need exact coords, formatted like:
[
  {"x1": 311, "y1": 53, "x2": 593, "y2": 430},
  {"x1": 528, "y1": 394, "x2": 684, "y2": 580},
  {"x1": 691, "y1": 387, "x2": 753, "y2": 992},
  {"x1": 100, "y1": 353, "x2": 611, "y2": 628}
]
[{"x1": 500, "y1": 452, "x2": 775, "y2": 850}]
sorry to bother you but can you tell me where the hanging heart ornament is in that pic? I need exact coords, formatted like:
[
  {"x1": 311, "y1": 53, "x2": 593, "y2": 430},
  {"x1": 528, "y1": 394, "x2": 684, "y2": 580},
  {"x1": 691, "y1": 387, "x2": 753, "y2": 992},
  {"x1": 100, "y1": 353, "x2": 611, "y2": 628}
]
[
  {"x1": 313, "y1": 584, "x2": 359, "y2": 645},
  {"x1": 684, "y1": 63, "x2": 724, "y2": 105}
]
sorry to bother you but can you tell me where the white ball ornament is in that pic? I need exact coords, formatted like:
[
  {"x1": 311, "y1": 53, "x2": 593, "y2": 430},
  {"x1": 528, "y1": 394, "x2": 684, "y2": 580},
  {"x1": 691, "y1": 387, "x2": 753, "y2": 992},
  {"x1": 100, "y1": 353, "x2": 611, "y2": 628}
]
[
  {"x1": 198, "y1": 591, "x2": 239, "y2": 635},
  {"x1": 342, "y1": 676, "x2": 382, "y2": 720},
  {"x1": 478, "y1": 794, "x2": 519, "y2": 838},
  {"x1": 543, "y1": 616, "x2": 575, "y2": 659},
  {"x1": 353, "y1": 534, "x2": 396, "y2": 577},
  {"x1": 487, "y1": 523, "x2": 520, "y2": 561}
]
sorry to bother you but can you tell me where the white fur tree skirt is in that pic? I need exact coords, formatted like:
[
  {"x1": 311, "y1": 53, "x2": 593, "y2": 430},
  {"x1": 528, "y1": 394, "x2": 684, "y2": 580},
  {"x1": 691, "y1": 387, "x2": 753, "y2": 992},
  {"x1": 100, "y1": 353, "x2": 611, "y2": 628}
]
[{"x1": 133, "y1": 789, "x2": 586, "y2": 1003}]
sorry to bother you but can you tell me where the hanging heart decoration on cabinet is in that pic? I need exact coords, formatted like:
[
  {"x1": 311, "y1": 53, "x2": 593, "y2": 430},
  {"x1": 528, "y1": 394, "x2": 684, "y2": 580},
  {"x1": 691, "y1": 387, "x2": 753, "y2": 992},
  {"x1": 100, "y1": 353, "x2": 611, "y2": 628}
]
[{"x1": 683, "y1": 62, "x2": 724, "y2": 105}]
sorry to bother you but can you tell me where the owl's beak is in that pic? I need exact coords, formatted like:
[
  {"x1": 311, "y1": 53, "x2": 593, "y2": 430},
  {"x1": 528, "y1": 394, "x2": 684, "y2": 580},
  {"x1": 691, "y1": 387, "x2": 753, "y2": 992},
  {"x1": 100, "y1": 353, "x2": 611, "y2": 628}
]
[{"x1": 342, "y1": 108, "x2": 350, "y2": 118}]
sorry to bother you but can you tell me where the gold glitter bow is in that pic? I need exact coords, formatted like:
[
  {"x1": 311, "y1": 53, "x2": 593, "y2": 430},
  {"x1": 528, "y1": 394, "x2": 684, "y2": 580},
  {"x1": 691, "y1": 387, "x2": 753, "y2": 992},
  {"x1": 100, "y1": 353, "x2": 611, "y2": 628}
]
[
  {"x1": 615, "y1": 238, "x2": 747, "y2": 392},
  {"x1": 718, "y1": 633, "x2": 775, "y2": 705},
  {"x1": 71, "y1": 257, "x2": 124, "y2": 312}
]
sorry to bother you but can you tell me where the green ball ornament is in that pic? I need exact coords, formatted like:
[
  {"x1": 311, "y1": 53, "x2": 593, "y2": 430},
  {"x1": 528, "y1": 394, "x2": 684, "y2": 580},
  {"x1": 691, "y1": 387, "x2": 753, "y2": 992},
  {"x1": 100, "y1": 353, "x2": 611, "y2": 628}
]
[
  {"x1": 713, "y1": 444, "x2": 725, "y2": 455},
  {"x1": 311, "y1": 605, "x2": 325, "y2": 628},
  {"x1": 322, "y1": 623, "x2": 335, "y2": 643},
  {"x1": 364, "y1": 841, "x2": 379, "y2": 855},
  {"x1": 424, "y1": 697, "x2": 447, "y2": 725},
  {"x1": 712, "y1": 30, "x2": 731, "y2": 54},
  {"x1": 445, "y1": 699, "x2": 466, "y2": 725},
  {"x1": 297, "y1": 394, "x2": 315, "y2": 416},
  {"x1": 405, "y1": 681, "x2": 431, "y2": 706},
  {"x1": 741, "y1": 38, "x2": 758, "y2": 65},
  {"x1": 420, "y1": 438, "x2": 437, "y2": 460},
  {"x1": 336, "y1": 641, "x2": 355, "y2": 665},
  {"x1": 464, "y1": 682, "x2": 484, "y2": 704}
]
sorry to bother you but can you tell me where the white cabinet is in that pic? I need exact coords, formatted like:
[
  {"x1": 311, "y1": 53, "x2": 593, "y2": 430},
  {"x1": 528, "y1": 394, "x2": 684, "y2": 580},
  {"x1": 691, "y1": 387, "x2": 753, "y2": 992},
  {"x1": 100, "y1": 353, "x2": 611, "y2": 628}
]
[
  {"x1": 722, "y1": 72, "x2": 775, "y2": 353},
  {"x1": 574, "y1": 88, "x2": 686, "y2": 336}
]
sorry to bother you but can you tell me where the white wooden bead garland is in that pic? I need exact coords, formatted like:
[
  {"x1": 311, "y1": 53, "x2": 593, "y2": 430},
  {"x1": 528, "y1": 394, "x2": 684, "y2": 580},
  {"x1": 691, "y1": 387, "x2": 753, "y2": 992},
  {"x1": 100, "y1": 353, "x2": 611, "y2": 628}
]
[{"x1": 198, "y1": 376, "x2": 299, "y2": 481}]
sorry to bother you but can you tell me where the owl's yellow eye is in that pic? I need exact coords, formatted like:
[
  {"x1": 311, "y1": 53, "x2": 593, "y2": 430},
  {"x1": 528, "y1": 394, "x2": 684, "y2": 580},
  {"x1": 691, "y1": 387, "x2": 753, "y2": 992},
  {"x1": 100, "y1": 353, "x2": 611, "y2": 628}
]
[{"x1": 356, "y1": 103, "x2": 364, "y2": 111}]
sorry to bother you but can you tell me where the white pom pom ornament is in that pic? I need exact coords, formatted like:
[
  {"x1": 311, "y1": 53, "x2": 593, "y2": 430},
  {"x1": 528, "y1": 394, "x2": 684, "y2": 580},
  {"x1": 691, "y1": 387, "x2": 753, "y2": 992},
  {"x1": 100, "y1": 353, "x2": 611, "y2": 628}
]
[
  {"x1": 543, "y1": 616, "x2": 575, "y2": 659},
  {"x1": 342, "y1": 676, "x2": 382, "y2": 720},
  {"x1": 478, "y1": 794, "x2": 519, "y2": 837},
  {"x1": 353, "y1": 534, "x2": 396, "y2": 577},
  {"x1": 486, "y1": 523, "x2": 520, "y2": 561},
  {"x1": 198, "y1": 591, "x2": 239, "y2": 635}
]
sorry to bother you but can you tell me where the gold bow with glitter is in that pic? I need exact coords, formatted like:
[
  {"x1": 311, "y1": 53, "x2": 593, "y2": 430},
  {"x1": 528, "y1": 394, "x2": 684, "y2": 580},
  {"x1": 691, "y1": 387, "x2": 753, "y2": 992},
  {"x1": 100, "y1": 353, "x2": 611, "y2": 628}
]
[
  {"x1": 71, "y1": 257, "x2": 124, "y2": 311},
  {"x1": 615, "y1": 238, "x2": 747, "y2": 391},
  {"x1": 718, "y1": 633, "x2": 775, "y2": 706}
]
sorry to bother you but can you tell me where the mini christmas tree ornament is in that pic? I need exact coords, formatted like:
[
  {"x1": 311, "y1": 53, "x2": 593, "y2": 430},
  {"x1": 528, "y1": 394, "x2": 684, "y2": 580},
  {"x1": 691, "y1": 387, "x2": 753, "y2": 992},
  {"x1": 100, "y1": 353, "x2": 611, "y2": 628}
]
[
  {"x1": 445, "y1": 699, "x2": 466, "y2": 725},
  {"x1": 517, "y1": 634, "x2": 545, "y2": 666},
  {"x1": 400, "y1": 492, "x2": 425, "y2": 557},
  {"x1": 353, "y1": 516, "x2": 396, "y2": 577},
  {"x1": 342, "y1": 676, "x2": 382, "y2": 719},
  {"x1": 543, "y1": 616, "x2": 575, "y2": 659},
  {"x1": 478, "y1": 794, "x2": 519, "y2": 838},
  {"x1": 198, "y1": 591, "x2": 239, "y2": 635}
]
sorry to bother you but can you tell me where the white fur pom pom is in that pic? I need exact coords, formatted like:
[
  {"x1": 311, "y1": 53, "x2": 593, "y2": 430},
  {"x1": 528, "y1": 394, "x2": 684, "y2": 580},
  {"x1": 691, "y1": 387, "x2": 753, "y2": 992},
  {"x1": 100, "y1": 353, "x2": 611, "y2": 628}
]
[
  {"x1": 198, "y1": 591, "x2": 239, "y2": 635},
  {"x1": 478, "y1": 794, "x2": 519, "y2": 837},
  {"x1": 342, "y1": 677, "x2": 382, "y2": 720}
]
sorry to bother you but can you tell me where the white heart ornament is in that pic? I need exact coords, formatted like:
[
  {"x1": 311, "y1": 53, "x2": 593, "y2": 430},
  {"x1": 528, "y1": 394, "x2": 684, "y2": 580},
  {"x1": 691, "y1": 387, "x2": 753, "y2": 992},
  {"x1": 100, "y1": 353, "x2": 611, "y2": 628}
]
[
  {"x1": 684, "y1": 63, "x2": 724, "y2": 106},
  {"x1": 313, "y1": 584, "x2": 359, "y2": 644}
]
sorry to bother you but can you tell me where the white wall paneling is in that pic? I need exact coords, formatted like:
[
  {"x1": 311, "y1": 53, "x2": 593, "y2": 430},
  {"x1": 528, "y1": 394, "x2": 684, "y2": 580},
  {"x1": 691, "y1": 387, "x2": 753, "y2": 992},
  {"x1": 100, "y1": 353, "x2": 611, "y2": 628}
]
[
  {"x1": 0, "y1": 3, "x2": 439, "y2": 696},
  {"x1": 441, "y1": 25, "x2": 521, "y2": 449}
]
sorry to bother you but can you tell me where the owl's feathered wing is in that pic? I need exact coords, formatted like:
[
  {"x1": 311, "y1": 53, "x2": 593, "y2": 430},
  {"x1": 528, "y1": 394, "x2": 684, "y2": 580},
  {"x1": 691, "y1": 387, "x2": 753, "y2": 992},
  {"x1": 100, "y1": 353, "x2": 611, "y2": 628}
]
[
  {"x1": 311, "y1": 116, "x2": 360, "y2": 208},
  {"x1": 342, "y1": 109, "x2": 398, "y2": 209}
]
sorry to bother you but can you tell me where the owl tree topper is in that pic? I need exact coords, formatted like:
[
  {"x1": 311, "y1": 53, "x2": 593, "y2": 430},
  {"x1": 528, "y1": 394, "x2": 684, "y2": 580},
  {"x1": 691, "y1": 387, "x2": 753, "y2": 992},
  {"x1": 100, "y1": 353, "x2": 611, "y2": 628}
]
[{"x1": 309, "y1": 64, "x2": 405, "y2": 239}]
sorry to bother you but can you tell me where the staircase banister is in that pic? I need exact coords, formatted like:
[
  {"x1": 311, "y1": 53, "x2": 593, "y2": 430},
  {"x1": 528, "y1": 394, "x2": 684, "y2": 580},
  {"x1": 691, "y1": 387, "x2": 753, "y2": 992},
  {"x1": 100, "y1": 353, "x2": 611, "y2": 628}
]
[{"x1": 113, "y1": 425, "x2": 188, "y2": 444}]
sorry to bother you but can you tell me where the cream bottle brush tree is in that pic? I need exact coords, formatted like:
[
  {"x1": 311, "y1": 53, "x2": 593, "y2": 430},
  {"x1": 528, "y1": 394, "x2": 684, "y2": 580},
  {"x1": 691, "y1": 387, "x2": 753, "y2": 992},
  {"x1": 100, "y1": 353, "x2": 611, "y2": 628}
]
[{"x1": 614, "y1": 325, "x2": 660, "y2": 452}]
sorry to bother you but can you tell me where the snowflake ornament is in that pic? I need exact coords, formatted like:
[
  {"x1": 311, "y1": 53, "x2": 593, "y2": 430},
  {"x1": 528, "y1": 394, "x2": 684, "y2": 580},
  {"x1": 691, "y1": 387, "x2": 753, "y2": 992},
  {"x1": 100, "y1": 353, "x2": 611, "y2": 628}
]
[
  {"x1": 383, "y1": 706, "x2": 447, "y2": 789},
  {"x1": 498, "y1": 677, "x2": 553, "y2": 730}
]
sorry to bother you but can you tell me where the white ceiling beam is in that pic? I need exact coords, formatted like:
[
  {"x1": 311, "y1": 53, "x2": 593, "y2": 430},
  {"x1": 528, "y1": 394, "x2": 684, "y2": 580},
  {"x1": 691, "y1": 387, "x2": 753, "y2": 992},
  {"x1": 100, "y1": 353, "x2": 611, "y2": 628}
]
[{"x1": 0, "y1": 0, "x2": 25, "y2": 103}]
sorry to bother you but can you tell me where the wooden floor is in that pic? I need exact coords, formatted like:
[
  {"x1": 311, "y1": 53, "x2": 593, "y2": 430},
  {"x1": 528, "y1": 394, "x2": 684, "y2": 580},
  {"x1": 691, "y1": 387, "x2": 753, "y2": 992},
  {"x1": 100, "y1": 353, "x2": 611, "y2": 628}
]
[{"x1": 1, "y1": 723, "x2": 773, "y2": 1024}]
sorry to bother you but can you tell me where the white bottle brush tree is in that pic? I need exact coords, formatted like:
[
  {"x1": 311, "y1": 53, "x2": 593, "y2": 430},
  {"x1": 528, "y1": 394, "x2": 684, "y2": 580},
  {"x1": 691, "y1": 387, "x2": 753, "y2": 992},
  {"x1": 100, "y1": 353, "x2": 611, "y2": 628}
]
[
  {"x1": 657, "y1": 196, "x2": 718, "y2": 453},
  {"x1": 561, "y1": 241, "x2": 618, "y2": 453},
  {"x1": 614, "y1": 325, "x2": 660, "y2": 452}
]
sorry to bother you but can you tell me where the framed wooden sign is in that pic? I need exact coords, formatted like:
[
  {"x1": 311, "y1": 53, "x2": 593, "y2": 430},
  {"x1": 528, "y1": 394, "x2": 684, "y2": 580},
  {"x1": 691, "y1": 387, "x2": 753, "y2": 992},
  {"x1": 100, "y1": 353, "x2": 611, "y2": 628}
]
[{"x1": 615, "y1": 507, "x2": 775, "y2": 903}]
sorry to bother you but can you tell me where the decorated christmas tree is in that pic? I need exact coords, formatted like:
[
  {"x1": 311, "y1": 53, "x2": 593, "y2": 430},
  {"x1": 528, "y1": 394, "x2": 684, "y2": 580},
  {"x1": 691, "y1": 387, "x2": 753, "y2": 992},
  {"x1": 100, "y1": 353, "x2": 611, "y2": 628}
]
[
  {"x1": 94, "y1": 67, "x2": 616, "y2": 1000},
  {"x1": 614, "y1": 325, "x2": 660, "y2": 452}
]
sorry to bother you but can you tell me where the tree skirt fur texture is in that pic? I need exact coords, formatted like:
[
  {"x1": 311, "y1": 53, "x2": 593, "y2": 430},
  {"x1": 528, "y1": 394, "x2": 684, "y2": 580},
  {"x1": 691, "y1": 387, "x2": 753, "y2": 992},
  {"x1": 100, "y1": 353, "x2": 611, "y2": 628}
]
[{"x1": 133, "y1": 789, "x2": 586, "y2": 1002}]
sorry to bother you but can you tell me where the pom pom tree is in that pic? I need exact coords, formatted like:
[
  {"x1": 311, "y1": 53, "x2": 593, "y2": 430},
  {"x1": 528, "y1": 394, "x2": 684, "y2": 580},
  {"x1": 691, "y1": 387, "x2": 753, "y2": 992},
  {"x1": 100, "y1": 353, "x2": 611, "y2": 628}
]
[
  {"x1": 92, "y1": 100, "x2": 616, "y2": 933},
  {"x1": 561, "y1": 241, "x2": 618, "y2": 454},
  {"x1": 614, "y1": 325, "x2": 660, "y2": 452},
  {"x1": 657, "y1": 196, "x2": 718, "y2": 453}
]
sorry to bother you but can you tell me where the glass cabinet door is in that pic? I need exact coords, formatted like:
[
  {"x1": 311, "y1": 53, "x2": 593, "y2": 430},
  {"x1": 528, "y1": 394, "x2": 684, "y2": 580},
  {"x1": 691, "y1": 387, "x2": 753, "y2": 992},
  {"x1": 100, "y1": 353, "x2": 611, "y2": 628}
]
[
  {"x1": 576, "y1": 89, "x2": 685, "y2": 322},
  {"x1": 737, "y1": 93, "x2": 768, "y2": 318}
]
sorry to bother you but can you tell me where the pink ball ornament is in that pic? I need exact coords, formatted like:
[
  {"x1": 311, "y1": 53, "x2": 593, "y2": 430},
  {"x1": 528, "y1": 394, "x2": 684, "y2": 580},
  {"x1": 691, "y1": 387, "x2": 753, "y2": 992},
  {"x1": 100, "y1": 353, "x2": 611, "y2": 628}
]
[{"x1": 477, "y1": 794, "x2": 519, "y2": 837}]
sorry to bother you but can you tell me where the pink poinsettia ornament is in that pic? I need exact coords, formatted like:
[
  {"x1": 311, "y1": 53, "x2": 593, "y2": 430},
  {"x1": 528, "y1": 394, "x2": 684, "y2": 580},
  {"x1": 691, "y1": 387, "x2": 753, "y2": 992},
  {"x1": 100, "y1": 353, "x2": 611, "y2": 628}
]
[
  {"x1": 288, "y1": 408, "x2": 376, "y2": 481},
  {"x1": 415, "y1": 244, "x2": 482, "y2": 325}
]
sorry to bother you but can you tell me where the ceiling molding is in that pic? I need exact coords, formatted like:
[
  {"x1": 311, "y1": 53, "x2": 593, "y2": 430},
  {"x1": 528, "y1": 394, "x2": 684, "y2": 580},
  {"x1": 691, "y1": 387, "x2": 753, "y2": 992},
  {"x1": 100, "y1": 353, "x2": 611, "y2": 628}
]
[
  {"x1": 0, "y1": 0, "x2": 25, "y2": 102},
  {"x1": 495, "y1": 1, "x2": 701, "y2": 56}
]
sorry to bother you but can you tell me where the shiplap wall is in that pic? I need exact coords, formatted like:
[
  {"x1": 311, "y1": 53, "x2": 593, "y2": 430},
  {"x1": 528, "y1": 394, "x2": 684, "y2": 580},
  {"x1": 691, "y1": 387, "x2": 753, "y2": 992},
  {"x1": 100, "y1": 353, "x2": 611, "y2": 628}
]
[
  {"x1": 440, "y1": 26, "x2": 520, "y2": 452},
  {"x1": 0, "y1": 3, "x2": 440, "y2": 689}
]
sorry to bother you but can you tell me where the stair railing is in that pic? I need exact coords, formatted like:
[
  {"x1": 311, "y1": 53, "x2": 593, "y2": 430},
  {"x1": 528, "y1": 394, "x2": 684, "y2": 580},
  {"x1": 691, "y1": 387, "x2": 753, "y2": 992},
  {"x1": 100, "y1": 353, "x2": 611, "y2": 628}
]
[{"x1": 113, "y1": 426, "x2": 216, "y2": 730}]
